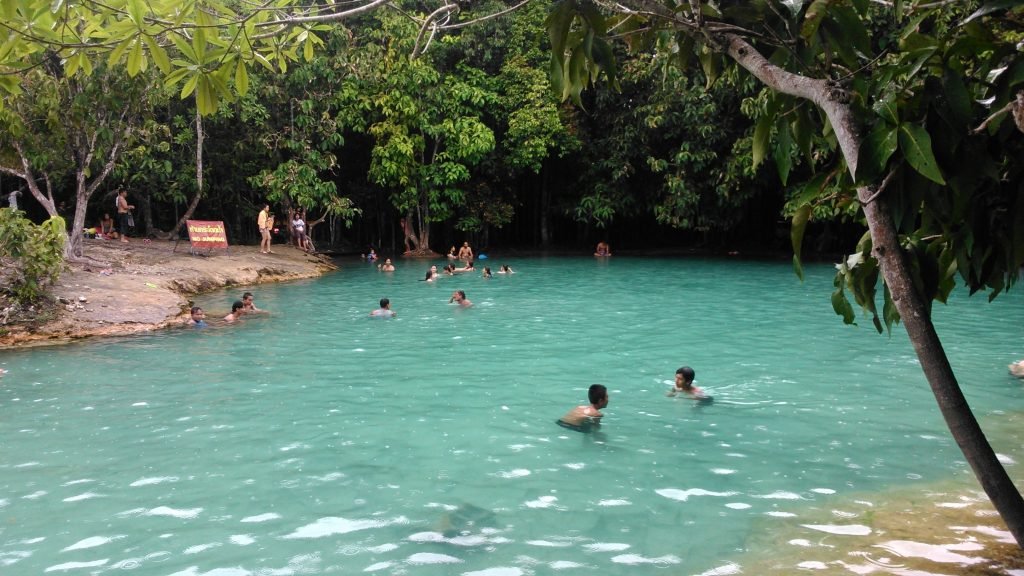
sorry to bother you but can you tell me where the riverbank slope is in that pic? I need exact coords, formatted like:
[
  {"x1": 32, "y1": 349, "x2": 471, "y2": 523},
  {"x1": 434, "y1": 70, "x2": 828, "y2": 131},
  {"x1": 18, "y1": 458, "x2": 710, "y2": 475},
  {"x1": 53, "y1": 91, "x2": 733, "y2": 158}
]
[{"x1": 0, "y1": 238, "x2": 336, "y2": 348}]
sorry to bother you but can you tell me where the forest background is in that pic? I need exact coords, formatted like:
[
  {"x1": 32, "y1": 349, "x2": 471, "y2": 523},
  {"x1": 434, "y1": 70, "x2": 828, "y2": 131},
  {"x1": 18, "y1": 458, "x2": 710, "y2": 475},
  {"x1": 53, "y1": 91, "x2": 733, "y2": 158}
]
[{"x1": 0, "y1": 1, "x2": 835, "y2": 258}]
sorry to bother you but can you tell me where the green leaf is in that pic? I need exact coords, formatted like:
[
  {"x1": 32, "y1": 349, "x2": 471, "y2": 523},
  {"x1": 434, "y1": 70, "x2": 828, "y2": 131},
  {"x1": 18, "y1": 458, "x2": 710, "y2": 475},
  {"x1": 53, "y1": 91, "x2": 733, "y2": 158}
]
[
  {"x1": 873, "y1": 93, "x2": 898, "y2": 125},
  {"x1": 235, "y1": 60, "x2": 249, "y2": 95},
  {"x1": 303, "y1": 35, "x2": 314, "y2": 62},
  {"x1": 832, "y1": 286, "x2": 857, "y2": 325},
  {"x1": 774, "y1": 115, "x2": 793, "y2": 185},
  {"x1": 856, "y1": 124, "x2": 897, "y2": 184},
  {"x1": 126, "y1": 38, "x2": 143, "y2": 76},
  {"x1": 143, "y1": 35, "x2": 171, "y2": 74},
  {"x1": 127, "y1": 0, "x2": 146, "y2": 28},
  {"x1": 181, "y1": 74, "x2": 198, "y2": 98},
  {"x1": 800, "y1": 0, "x2": 829, "y2": 40},
  {"x1": 752, "y1": 113, "x2": 772, "y2": 169},
  {"x1": 898, "y1": 123, "x2": 946, "y2": 185},
  {"x1": 963, "y1": 0, "x2": 1021, "y2": 25},
  {"x1": 107, "y1": 36, "x2": 134, "y2": 67},
  {"x1": 791, "y1": 204, "x2": 812, "y2": 281}
]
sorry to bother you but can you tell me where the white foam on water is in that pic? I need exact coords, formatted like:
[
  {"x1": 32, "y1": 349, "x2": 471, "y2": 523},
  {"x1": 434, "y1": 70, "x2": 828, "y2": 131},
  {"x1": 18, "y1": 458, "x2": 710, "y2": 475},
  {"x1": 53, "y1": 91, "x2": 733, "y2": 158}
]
[
  {"x1": 610, "y1": 554, "x2": 680, "y2": 565},
  {"x1": 408, "y1": 531, "x2": 445, "y2": 543},
  {"x1": 147, "y1": 506, "x2": 203, "y2": 519},
  {"x1": 45, "y1": 559, "x2": 108, "y2": 572},
  {"x1": 240, "y1": 513, "x2": 281, "y2": 523},
  {"x1": 495, "y1": 469, "x2": 531, "y2": 479},
  {"x1": 62, "y1": 478, "x2": 93, "y2": 485},
  {"x1": 831, "y1": 510, "x2": 858, "y2": 519},
  {"x1": 753, "y1": 491, "x2": 803, "y2": 500},
  {"x1": 229, "y1": 535, "x2": 255, "y2": 546},
  {"x1": 366, "y1": 543, "x2": 399, "y2": 553},
  {"x1": 796, "y1": 561, "x2": 829, "y2": 569},
  {"x1": 132, "y1": 402, "x2": 148, "y2": 406},
  {"x1": 873, "y1": 540, "x2": 985, "y2": 564},
  {"x1": 448, "y1": 534, "x2": 489, "y2": 546},
  {"x1": 63, "y1": 492, "x2": 100, "y2": 502},
  {"x1": 130, "y1": 476, "x2": 179, "y2": 487},
  {"x1": 311, "y1": 472, "x2": 345, "y2": 482},
  {"x1": 184, "y1": 543, "x2": 222, "y2": 555},
  {"x1": 789, "y1": 539, "x2": 812, "y2": 547},
  {"x1": 951, "y1": 524, "x2": 1016, "y2": 543},
  {"x1": 462, "y1": 568, "x2": 523, "y2": 576},
  {"x1": 811, "y1": 488, "x2": 835, "y2": 494},
  {"x1": 697, "y1": 562, "x2": 741, "y2": 575},
  {"x1": 801, "y1": 524, "x2": 872, "y2": 536},
  {"x1": 524, "y1": 495, "x2": 559, "y2": 509},
  {"x1": 766, "y1": 511, "x2": 797, "y2": 517},
  {"x1": 997, "y1": 453, "x2": 1016, "y2": 465},
  {"x1": 424, "y1": 502, "x2": 459, "y2": 511},
  {"x1": 550, "y1": 560, "x2": 586, "y2": 569},
  {"x1": 526, "y1": 540, "x2": 573, "y2": 548},
  {"x1": 61, "y1": 535, "x2": 123, "y2": 551},
  {"x1": 711, "y1": 468, "x2": 736, "y2": 475},
  {"x1": 405, "y1": 552, "x2": 462, "y2": 564},
  {"x1": 725, "y1": 502, "x2": 751, "y2": 510},
  {"x1": 563, "y1": 463, "x2": 585, "y2": 470},
  {"x1": 283, "y1": 516, "x2": 408, "y2": 539},
  {"x1": 583, "y1": 542, "x2": 630, "y2": 552},
  {"x1": 655, "y1": 488, "x2": 738, "y2": 502},
  {"x1": 364, "y1": 561, "x2": 395, "y2": 571},
  {"x1": 597, "y1": 499, "x2": 630, "y2": 506},
  {"x1": 23, "y1": 491, "x2": 47, "y2": 499},
  {"x1": 0, "y1": 498, "x2": 7, "y2": 507},
  {"x1": 508, "y1": 444, "x2": 533, "y2": 451}
]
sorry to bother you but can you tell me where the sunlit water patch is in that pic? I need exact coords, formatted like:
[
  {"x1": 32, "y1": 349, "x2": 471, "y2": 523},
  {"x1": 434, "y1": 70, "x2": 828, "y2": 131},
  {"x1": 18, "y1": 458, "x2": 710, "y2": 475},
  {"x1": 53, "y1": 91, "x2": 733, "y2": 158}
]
[{"x1": 2, "y1": 256, "x2": 1023, "y2": 574}]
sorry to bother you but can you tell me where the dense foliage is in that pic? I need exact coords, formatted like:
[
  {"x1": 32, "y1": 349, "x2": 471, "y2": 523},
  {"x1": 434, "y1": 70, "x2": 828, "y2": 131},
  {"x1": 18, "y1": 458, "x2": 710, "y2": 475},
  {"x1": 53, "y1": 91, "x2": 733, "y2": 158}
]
[
  {"x1": 0, "y1": 209, "x2": 66, "y2": 304},
  {"x1": 0, "y1": 1, "x2": 781, "y2": 255}
]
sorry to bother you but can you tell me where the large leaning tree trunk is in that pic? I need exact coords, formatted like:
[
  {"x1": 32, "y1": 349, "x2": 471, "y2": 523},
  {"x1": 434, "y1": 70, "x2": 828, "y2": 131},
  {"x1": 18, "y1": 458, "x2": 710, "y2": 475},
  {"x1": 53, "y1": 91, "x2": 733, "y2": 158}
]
[{"x1": 725, "y1": 34, "x2": 1024, "y2": 545}]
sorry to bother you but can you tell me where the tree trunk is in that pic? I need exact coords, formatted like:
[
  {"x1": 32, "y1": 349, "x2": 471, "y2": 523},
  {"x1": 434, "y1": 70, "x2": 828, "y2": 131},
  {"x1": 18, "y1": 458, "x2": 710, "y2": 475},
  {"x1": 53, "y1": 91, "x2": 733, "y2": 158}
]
[
  {"x1": 169, "y1": 109, "x2": 204, "y2": 237},
  {"x1": 723, "y1": 33, "x2": 1024, "y2": 544}
]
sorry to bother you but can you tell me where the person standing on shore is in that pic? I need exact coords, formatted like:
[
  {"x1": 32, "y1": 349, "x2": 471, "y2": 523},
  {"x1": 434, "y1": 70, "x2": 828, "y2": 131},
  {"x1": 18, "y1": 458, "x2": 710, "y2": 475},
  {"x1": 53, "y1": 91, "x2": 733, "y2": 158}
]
[
  {"x1": 401, "y1": 217, "x2": 418, "y2": 254},
  {"x1": 258, "y1": 204, "x2": 273, "y2": 254},
  {"x1": 116, "y1": 189, "x2": 134, "y2": 244}
]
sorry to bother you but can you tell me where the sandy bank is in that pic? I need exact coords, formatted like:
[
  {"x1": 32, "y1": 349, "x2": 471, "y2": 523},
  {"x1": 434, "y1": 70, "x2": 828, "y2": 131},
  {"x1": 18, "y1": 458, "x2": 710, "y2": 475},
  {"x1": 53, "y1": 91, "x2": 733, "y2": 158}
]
[{"x1": 0, "y1": 238, "x2": 336, "y2": 348}]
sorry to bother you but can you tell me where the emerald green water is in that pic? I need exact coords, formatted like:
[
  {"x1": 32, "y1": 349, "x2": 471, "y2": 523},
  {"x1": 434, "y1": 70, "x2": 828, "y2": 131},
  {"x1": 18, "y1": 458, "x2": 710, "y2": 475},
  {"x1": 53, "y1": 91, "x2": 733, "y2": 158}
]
[{"x1": 1, "y1": 256, "x2": 1022, "y2": 575}]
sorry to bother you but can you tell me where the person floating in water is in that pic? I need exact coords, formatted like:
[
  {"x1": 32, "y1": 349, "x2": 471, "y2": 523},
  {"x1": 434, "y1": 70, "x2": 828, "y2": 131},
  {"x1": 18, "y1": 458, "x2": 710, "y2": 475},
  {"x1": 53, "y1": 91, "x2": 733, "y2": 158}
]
[
  {"x1": 594, "y1": 241, "x2": 611, "y2": 256},
  {"x1": 667, "y1": 366, "x2": 706, "y2": 398},
  {"x1": 498, "y1": 264, "x2": 514, "y2": 274},
  {"x1": 370, "y1": 297, "x2": 396, "y2": 318},
  {"x1": 557, "y1": 384, "x2": 609, "y2": 431}
]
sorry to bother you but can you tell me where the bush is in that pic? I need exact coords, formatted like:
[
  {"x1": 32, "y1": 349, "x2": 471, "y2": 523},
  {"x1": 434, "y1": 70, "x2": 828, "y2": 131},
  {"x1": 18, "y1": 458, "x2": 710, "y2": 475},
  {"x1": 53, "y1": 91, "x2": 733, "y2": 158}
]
[{"x1": 0, "y1": 208, "x2": 66, "y2": 304}]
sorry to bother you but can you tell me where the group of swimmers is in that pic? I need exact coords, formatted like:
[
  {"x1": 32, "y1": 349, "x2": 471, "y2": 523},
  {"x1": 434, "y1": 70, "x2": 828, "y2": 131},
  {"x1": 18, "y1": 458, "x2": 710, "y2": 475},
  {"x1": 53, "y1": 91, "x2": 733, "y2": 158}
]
[
  {"x1": 557, "y1": 366, "x2": 706, "y2": 431},
  {"x1": 185, "y1": 291, "x2": 264, "y2": 327},
  {"x1": 419, "y1": 262, "x2": 514, "y2": 282}
]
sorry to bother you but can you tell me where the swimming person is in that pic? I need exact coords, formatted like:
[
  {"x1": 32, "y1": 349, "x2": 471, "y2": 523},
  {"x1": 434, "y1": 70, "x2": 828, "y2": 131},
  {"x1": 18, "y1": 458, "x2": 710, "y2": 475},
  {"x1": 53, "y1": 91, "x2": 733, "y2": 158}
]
[
  {"x1": 1010, "y1": 360, "x2": 1024, "y2": 378},
  {"x1": 498, "y1": 264, "x2": 514, "y2": 274},
  {"x1": 594, "y1": 241, "x2": 611, "y2": 256},
  {"x1": 449, "y1": 290, "x2": 472, "y2": 307},
  {"x1": 223, "y1": 301, "x2": 246, "y2": 323},
  {"x1": 242, "y1": 292, "x2": 265, "y2": 313},
  {"x1": 667, "y1": 366, "x2": 706, "y2": 398},
  {"x1": 187, "y1": 306, "x2": 207, "y2": 327},
  {"x1": 482, "y1": 267, "x2": 492, "y2": 278},
  {"x1": 370, "y1": 298, "x2": 396, "y2": 318},
  {"x1": 557, "y1": 384, "x2": 609, "y2": 431},
  {"x1": 379, "y1": 258, "x2": 396, "y2": 272},
  {"x1": 421, "y1": 265, "x2": 439, "y2": 282}
]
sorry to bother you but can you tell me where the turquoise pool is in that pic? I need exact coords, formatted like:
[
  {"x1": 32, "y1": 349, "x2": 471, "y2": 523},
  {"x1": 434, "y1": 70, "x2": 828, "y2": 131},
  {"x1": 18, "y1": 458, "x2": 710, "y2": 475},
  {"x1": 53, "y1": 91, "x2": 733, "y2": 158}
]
[{"x1": 1, "y1": 256, "x2": 1022, "y2": 575}]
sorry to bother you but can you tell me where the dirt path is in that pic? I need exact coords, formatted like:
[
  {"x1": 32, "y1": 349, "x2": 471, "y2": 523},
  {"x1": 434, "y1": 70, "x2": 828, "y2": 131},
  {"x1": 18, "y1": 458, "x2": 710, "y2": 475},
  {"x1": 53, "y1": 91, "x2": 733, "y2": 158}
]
[{"x1": 0, "y1": 238, "x2": 336, "y2": 347}]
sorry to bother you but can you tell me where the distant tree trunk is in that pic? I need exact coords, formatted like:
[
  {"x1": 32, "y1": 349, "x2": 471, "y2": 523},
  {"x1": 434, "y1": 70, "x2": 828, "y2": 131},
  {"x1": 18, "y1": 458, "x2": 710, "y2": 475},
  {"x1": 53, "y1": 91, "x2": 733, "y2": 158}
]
[
  {"x1": 167, "y1": 108, "x2": 204, "y2": 238},
  {"x1": 724, "y1": 32, "x2": 1024, "y2": 545},
  {"x1": 540, "y1": 166, "x2": 550, "y2": 248}
]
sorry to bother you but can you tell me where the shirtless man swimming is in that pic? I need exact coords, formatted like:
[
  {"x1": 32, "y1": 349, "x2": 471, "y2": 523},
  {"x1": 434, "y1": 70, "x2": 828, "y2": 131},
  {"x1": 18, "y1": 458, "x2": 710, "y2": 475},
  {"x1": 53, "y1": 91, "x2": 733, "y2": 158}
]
[{"x1": 558, "y1": 384, "x2": 609, "y2": 430}]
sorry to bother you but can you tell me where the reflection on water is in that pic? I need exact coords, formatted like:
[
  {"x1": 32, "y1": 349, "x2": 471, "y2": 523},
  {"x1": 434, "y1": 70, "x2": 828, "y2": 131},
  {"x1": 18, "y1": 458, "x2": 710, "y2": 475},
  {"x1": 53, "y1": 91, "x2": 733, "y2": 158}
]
[{"x1": 1, "y1": 256, "x2": 1023, "y2": 575}]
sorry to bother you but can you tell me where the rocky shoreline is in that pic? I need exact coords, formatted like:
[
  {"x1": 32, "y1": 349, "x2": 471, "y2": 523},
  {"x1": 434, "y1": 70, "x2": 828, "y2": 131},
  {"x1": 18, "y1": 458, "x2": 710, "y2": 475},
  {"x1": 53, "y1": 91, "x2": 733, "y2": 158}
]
[{"x1": 0, "y1": 238, "x2": 336, "y2": 348}]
